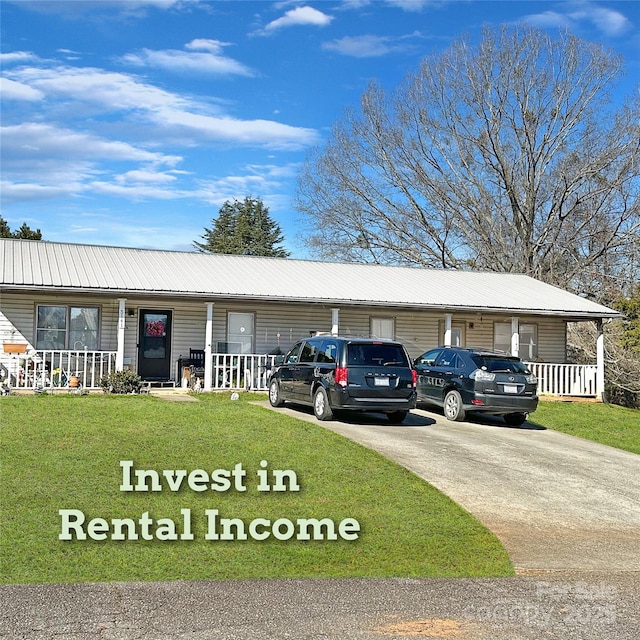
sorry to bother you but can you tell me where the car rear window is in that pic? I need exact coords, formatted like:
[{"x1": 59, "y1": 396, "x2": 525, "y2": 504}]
[
  {"x1": 471, "y1": 356, "x2": 530, "y2": 374},
  {"x1": 347, "y1": 343, "x2": 409, "y2": 367}
]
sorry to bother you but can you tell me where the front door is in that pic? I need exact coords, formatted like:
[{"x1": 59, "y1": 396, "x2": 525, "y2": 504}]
[{"x1": 138, "y1": 310, "x2": 172, "y2": 380}]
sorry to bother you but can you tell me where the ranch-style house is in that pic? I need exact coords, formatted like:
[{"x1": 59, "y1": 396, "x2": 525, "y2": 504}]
[{"x1": 0, "y1": 238, "x2": 620, "y2": 398}]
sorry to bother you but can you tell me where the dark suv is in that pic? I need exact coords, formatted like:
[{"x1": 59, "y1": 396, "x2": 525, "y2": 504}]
[
  {"x1": 268, "y1": 336, "x2": 417, "y2": 423},
  {"x1": 414, "y1": 347, "x2": 538, "y2": 426}
]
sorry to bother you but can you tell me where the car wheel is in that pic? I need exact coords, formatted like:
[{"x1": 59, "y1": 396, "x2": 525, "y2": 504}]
[
  {"x1": 268, "y1": 379, "x2": 284, "y2": 407},
  {"x1": 504, "y1": 412, "x2": 527, "y2": 426},
  {"x1": 313, "y1": 387, "x2": 334, "y2": 421},
  {"x1": 443, "y1": 390, "x2": 466, "y2": 421},
  {"x1": 387, "y1": 410, "x2": 408, "y2": 424}
]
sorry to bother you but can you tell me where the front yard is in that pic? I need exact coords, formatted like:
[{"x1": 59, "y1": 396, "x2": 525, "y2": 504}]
[
  {"x1": 532, "y1": 400, "x2": 640, "y2": 455},
  {"x1": 0, "y1": 393, "x2": 512, "y2": 584}
]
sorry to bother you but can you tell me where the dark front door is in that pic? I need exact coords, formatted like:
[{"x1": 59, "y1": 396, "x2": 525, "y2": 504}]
[{"x1": 138, "y1": 310, "x2": 172, "y2": 380}]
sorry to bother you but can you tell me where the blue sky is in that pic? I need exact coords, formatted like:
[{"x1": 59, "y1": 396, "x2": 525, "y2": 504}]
[{"x1": 1, "y1": 0, "x2": 638, "y2": 257}]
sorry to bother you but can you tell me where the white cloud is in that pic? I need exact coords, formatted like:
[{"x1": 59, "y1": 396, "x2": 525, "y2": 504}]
[
  {"x1": 323, "y1": 34, "x2": 395, "y2": 57},
  {"x1": 384, "y1": 0, "x2": 434, "y2": 11},
  {"x1": 152, "y1": 108, "x2": 319, "y2": 150},
  {"x1": 524, "y1": 2, "x2": 633, "y2": 38},
  {"x1": 0, "y1": 122, "x2": 182, "y2": 205},
  {"x1": 0, "y1": 77, "x2": 44, "y2": 101},
  {"x1": 7, "y1": 66, "x2": 190, "y2": 112},
  {"x1": 0, "y1": 180, "x2": 73, "y2": 203},
  {"x1": 1, "y1": 122, "x2": 179, "y2": 165},
  {"x1": 89, "y1": 181, "x2": 183, "y2": 200},
  {"x1": 569, "y1": 5, "x2": 632, "y2": 36},
  {"x1": 264, "y1": 6, "x2": 333, "y2": 32},
  {"x1": 4, "y1": 65, "x2": 318, "y2": 149},
  {"x1": 122, "y1": 40, "x2": 254, "y2": 76},
  {"x1": 1, "y1": 55, "x2": 318, "y2": 211},
  {"x1": 115, "y1": 170, "x2": 179, "y2": 185},
  {"x1": 196, "y1": 163, "x2": 299, "y2": 206},
  {"x1": 5, "y1": 0, "x2": 199, "y2": 17},
  {"x1": 185, "y1": 39, "x2": 229, "y2": 53},
  {"x1": 0, "y1": 51, "x2": 40, "y2": 65}
]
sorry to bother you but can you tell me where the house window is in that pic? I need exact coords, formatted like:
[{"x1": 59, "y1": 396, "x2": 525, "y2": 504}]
[
  {"x1": 36, "y1": 305, "x2": 99, "y2": 350},
  {"x1": 438, "y1": 321, "x2": 466, "y2": 346},
  {"x1": 371, "y1": 317, "x2": 395, "y2": 339},
  {"x1": 494, "y1": 322, "x2": 537, "y2": 360},
  {"x1": 227, "y1": 312, "x2": 255, "y2": 354},
  {"x1": 519, "y1": 324, "x2": 538, "y2": 361}
]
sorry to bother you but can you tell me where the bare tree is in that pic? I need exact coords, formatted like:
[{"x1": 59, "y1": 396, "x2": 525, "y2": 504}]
[{"x1": 296, "y1": 26, "x2": 639, "y2": 294}]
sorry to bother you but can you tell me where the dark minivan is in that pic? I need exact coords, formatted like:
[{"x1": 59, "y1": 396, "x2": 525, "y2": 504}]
[
  {"x1": 414, "y1": 346, "x2": 538, "y2": 425},
  {"x1": 268, "y1": 336, "x2": 417, "y2": 423}
]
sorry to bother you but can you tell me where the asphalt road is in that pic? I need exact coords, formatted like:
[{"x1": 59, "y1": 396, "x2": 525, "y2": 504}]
[
  {"x1": 2, "y1": 573, "x2": 639, "y2": 640},
  {"x1": 3, "y1": 401, "x2": 639, "y2": 640}
]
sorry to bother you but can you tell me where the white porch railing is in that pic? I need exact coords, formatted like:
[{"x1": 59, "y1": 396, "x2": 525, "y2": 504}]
[
  {"x1": 525, "y1": 362, "x2": 599, "y2": 397},
  {"x1": 2, "y1": 353, "x2": 597, "y2": 397},
  {"x1": 0, "y1": 350, "x2": 117, "y2": 391},
  {"x1": 212, "y1": 353, "x2": 278, "y2": 391},
  {"x1": 182, "y1": 353, "x2": 278, "y2": 391}
]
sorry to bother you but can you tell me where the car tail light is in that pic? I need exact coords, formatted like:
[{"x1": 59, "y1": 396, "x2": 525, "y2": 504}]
[
  {"x1": 411, "y1": 369, "x2": 418, "y2": 388},
  {"x1": 471, "y1": 368, "x2": 495, "y2": 382},
  {"x1": 335, "y1": 367, "x2": 348, "y2": 387},
  {"x1": 471, "y1": 399, "x2": 485, "y2": 406}
]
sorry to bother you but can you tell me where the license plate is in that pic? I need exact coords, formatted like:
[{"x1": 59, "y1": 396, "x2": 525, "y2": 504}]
[
  {"x1": 503, "y1": 385, "x2": 518, "y2": 394},
  {"x1": 374, "y1": 377, "x2": 390, "y2": 386}
]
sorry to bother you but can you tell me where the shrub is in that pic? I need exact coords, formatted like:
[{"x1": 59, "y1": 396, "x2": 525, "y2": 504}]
[{"x1": 100, "y1": 370, "x2": 143, "y2": 394}]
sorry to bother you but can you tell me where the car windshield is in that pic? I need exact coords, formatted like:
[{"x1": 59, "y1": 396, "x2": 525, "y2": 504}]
[
  {"x1": 347, "y1": 343, "x2": 409, "y2": 367},
  {"x1": 471, "y1": 356, "x2": 530, "y2": 374}
]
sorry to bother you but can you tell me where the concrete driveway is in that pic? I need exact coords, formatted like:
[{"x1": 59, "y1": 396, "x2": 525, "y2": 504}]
[{"x1": 259, "y1": 402, "x2": 640, "y2": 573}]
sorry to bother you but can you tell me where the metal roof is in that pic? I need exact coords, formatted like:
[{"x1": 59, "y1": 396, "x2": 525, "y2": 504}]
[{"x1": 0, "y1": 239, "x2": 619, "y2": 319}]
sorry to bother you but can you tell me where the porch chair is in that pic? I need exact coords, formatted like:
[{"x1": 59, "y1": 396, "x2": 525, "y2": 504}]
[{"x1": 189, "y1": 349, "x2": 205, "y2": 380}]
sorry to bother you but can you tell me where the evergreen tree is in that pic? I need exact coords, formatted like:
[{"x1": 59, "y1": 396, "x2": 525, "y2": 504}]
[
  {"x1": 0, "y1": 216, "x2": 43, "y2": 240},
  {"x1": 194, "y1": 197, "x2": 290, "y2": 258},
  {"x1": 0, "y1": 217, "x2": 11, "y2": 238}
]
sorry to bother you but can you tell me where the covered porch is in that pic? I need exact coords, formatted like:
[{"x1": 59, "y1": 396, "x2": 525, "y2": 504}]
[
  {"x1": 0, "y1": 347, "x2": 602, "y2": 397},
  {"x1": 2, "y1": 303, "x2": 607, "y2": 399}
]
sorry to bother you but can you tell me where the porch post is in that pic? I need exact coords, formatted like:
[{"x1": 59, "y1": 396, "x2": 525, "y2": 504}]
[
  {"x1": 511, "y1": 317, "x2": 520, "y2": 357},
  {"x1": 116, "y1": 298, "x2": 126, "y2": 371},
  {"x1": 204, "y1": 302, "x2": 214, "y2": 391},
  {"x1": 596, "y1": 319, "x2": 605, "y2": 401},
  {"x1": 444, "y1": 313, "x2": 452, "y2": 347},
  {"x1": 331, "y1": 308, "x2": 340, "y2": 336}
]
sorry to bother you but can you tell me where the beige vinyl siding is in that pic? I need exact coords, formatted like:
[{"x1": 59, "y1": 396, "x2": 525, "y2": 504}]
[
  {"x1": 0, "y1": 291, "x2": 122, "y2": 351},
  {"x1": 0, "y1": 292, "x2": 570, "y2": 380},
  {"x1": 1, "y1": 296, "x2": 35, "y2": 349},
  {"x1": 210, "y1": 301, "x2": 333, "y2": 354}
]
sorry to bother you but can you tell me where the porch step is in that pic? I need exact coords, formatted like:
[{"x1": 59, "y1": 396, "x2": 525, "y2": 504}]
[{"x1": 142, "y1": 380, "x2": 176, "y2": 389}]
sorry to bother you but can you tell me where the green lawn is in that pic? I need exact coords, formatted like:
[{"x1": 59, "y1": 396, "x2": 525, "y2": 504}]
[
  {"x1": 0, "y1": 393, "x2": 513, "y2": 584},
  {"x1": 532, "y1": 400, "x2": 640, "y2": 455}
]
